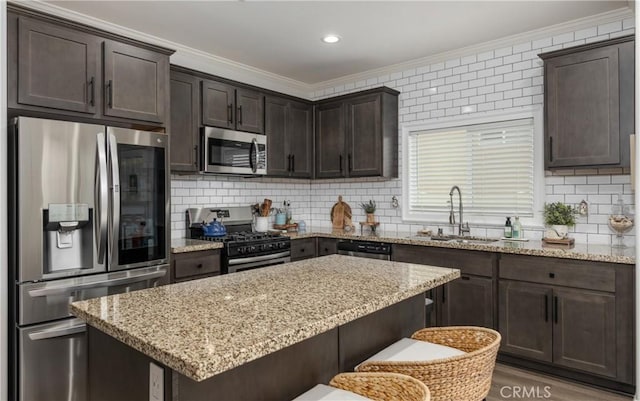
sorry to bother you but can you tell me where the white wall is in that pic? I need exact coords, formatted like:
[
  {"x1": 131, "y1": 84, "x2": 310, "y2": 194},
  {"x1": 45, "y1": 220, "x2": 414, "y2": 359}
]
[{"x1": 167, "y1": 15, "x2": 636, "y2": 246}]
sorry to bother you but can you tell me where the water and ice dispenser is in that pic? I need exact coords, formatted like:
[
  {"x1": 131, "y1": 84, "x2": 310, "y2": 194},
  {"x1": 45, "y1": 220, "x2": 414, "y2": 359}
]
[{"x1": 43, "y1": 204, "x2": 93, "y2": 274}]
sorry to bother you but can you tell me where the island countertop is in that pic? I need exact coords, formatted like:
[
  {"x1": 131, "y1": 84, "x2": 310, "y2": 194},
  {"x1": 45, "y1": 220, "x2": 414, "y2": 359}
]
[{"x1": 70, "y1": 255, "x2": 459, "y2": 382}]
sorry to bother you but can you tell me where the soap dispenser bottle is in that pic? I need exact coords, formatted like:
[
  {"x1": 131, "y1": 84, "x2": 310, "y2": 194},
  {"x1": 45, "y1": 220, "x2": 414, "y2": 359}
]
[
  {"x1": 513, "y1": 216, "x2": 523, "y2": 239},
  {"x1": 504, "y1": 217, "x2": 512, "y2": 238}
]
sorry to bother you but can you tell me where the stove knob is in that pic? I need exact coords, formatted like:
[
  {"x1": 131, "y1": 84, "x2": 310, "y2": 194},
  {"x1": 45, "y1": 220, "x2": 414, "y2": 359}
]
[
  {"x1": 250, "y1": 246, "x2": 256, "y2": 252},
  {"x1": 237, "y1": 247, "x2": 245, "y2": 254},
  {"x1": 279, "y1": 242, "x2": 286, "y2": 249}
]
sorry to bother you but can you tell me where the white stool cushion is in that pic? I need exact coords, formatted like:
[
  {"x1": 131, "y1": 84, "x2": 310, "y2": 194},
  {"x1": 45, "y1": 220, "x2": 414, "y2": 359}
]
[
  {"x1": 357, "y1": 337, "x2": 465, "y2": 368},
  {"x1": 292, "y1": 384, "x2": 372, "y2": 401}
]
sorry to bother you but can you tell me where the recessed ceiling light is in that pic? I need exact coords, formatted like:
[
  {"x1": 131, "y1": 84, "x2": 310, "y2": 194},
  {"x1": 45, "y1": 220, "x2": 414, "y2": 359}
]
[{"x1": 322, "y1": 35, "x2": 341, "y2": 44}]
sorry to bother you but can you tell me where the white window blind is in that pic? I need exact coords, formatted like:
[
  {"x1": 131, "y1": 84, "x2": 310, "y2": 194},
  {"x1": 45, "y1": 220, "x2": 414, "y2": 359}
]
[{"x1": 407, "y1": 118, "x2": 535, "y2": 217}]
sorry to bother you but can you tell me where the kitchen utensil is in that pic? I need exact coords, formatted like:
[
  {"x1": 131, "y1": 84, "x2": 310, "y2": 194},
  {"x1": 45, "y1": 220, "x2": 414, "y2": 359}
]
[
  {"x1": 253, "y1": 216, "x2": 270, "y2": 232},
  {"x1": 275, "y1": 213, "x2": 287, "y2": 225},
  {"x1": 330, "y1": 195, "x2": 354, "y2": 230}
]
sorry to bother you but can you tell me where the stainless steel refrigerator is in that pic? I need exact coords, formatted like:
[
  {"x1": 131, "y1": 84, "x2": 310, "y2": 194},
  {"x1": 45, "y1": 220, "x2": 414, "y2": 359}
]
[{"x1": 8, "y1": 117, "x2": 170, "y2": 401}]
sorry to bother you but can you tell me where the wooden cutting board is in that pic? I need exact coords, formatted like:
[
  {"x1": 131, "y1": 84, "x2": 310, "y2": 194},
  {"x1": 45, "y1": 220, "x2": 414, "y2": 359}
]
[{"x1": 330, "y1": 195, "x2": 354, "y2": 230}]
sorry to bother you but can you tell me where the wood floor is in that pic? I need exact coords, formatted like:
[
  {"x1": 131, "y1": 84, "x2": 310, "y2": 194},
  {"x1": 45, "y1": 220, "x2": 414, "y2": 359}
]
[{"x1": 487, "y1": 364, "x2": 633, "y2": 401}]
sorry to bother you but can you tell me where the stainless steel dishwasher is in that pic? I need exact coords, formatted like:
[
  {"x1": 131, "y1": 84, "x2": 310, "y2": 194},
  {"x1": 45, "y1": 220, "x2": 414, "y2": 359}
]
[
  {"x1": 337, "y1": 239, "x2": 392, "y2": 260},
  {"x1": 338, "y1": 239, "x2": 434, "y2": 325}
]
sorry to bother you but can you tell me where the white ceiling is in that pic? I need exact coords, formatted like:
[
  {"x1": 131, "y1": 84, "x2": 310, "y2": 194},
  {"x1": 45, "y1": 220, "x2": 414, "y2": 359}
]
[{"x1": 45, "y1": 1, "x2": 630, "y2": 85}]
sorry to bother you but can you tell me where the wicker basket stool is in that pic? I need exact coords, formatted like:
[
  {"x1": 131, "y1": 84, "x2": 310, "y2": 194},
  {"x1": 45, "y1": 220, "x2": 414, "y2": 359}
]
[
  {"x1": 293, "y1": 372, "x2": 430, "y2": 401},
  {"x1": 356, "y1": 326, "x2": 501, "y2": 401}
]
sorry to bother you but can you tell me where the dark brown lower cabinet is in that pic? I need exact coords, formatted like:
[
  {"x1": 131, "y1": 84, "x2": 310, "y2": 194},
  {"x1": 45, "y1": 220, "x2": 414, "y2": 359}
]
[
  {"x1": 499, "y1": 281, "x2": 553, "y2": 362},
  {"x1": 499, "y1": 280, "x2": 619, "y2": 380},
  {"x1": 392, "y1": 244, "x2": 497, "y2": 329},
  {"x1": 171, "y1": 250, "x2": 221, "y2": 283},
  {"x1": 553, "y1": 288, "x2": 616, "y2": 378},
  {"x1": 290, "y1": 238, "x2": 317, "y2": 261},
  {"x1": 441, "y1": 274, "x2": 493, "y2": 328},
  {"x1": 317, "y1": 238, "x2": 337, "y2": 256}
]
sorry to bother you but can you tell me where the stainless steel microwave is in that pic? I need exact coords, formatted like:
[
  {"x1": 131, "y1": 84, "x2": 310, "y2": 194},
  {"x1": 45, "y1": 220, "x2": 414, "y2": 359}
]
[{"x1": 202, "y1": 127, "x2": 266, "y2": 175}]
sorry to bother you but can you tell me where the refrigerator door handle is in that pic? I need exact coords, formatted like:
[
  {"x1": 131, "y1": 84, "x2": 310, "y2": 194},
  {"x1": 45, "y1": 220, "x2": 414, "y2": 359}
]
[
  {"x1": 108, "y1": 133, "x2": 121, "y2": 268},
  {"x1": 27, "y1": 269, "x2": 167, "y2": 297},
  {"x1": 28, "y1": 323, "x2": 86, "y2": 341},
  {"x1": 95, "y1": 133, "x2": 108, "y2": 264}
]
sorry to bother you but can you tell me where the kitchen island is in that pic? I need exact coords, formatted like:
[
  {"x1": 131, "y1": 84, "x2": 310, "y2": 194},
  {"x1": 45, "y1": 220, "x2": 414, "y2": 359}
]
[{"x1": 70, "y1": 254, "x2": 459, "y2": 401}]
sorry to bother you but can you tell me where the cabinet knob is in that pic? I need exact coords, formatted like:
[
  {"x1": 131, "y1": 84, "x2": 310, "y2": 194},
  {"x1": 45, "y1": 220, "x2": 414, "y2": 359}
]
[
  {"x1": 197, "y1": 263, "x2": 203, "y2": 269},
  {"x1": 549, "y1": 272, "x2": 555, "y2": 278}
]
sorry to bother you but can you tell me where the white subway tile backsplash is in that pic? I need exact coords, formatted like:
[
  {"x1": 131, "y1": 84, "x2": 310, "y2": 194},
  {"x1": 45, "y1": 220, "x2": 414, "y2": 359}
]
[
  {"x1": 586, "y1": 175, "x2": 610, "y2": 184},
  {"x1": 532, "y1": 37, "x2": 552, "y2": 49},
  {"x1": 598, "y1": 21, "x2": 622, "y2": 35},
  {"x1": 574, "y1": 27, "x2": 597, "y2": 40},
  {"x1": 552, "y1": 32, "x2": 574, "y2": 45}
]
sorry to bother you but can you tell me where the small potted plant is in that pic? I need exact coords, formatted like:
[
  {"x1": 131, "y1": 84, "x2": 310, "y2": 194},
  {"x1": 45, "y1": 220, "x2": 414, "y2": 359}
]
[
  {"x1": 360, "y1": 200, "x2": 377, "y2": 224},
  {"x1": 543, "y1": 202, "x2": 577, "y2": 239}
]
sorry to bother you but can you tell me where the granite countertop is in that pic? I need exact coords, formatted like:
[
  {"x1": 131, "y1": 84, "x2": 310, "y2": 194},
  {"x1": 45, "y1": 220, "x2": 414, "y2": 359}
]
[
  {"x1": 70, "y1": 255, "x2": 459, "y2": 382},
  {"x1": 171, "y1": 238, "x2": 223, "y2": 253},
  {"x1": 283, "y1": 227, "x2": 635, "y2": 265}
]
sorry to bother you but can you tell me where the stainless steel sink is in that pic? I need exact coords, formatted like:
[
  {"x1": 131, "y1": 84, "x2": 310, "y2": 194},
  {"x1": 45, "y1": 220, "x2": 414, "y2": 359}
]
[
  {"x1": 406, "y1": 235, "x2": 499, "y2": 245},
  {"x1": 449, "y1": 238, "x2": 500, "y2": 245}
]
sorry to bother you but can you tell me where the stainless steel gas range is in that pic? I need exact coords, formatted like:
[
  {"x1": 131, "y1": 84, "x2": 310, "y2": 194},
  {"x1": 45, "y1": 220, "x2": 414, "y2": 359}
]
[{"x1": 187, "y1": 207, "x2": 291, "y2": 273}]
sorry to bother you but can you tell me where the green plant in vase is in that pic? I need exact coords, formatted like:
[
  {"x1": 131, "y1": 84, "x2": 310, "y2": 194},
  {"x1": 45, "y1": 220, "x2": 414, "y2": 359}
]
[
  {"x1": 360, "y1": 200, "x2": 377, "y2": 224},
  {"x1": 543, "y1": 202, "x2": 577, "y2": 239}
]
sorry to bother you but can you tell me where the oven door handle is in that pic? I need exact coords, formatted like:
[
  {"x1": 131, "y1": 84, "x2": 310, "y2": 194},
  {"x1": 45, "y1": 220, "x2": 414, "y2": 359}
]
[
  {"x1": 28, "y1": 270, "x2": 167, "y2": 297},
  {"x1": 227, "y1": 256, "x2": 291, "y2": 273},
  {"x1": 228, "y1": 251, "x2": 291, "y2": 265}
]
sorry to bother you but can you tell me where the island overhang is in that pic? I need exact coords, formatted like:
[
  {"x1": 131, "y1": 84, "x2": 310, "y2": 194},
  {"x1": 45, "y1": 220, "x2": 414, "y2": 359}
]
[{"x1": 70, "y1": 254, "x2": 460, "y2": 382}]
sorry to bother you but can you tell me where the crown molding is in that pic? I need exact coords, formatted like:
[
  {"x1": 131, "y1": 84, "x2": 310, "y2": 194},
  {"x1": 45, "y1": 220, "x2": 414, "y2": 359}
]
[
  {"x1": 308, "y1": 6, "x2": 635, "y2": 94},
  {"x1": 8, "y1": 1, "x2": 634, "y2": 99},
  {"x1": 7, "y1": 0, "x2": 313, "y2": 98}
]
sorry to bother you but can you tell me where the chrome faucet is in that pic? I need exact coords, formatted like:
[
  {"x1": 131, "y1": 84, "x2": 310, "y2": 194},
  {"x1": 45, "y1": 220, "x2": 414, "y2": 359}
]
[{"x1": 449, "y1": 185, "x2": 470, "y2": 236}]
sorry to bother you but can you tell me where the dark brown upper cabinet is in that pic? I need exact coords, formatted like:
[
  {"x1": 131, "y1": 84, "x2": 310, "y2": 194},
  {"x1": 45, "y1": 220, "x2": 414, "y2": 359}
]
[
  {"x1": 16, "y1": 16, "x2": 101, "y2": 114},
  {"x1": 8, "y1": 7, "x2": 173, "y2": 127},
  {"x1": 316, "y1": 101, "x2": 346, "y2": 178},
  {"x1": 202, "y1": 79, "x2": 264, "y2": 134},
  {"x1": 265, "y1": 96, "x2": 313, "y2": 178},
  {"x1": 540, "y1": 36, "x2": 634, "y2": 169},
  {"x1": 103, "y1": 41, "x2": 167, "y2": 123},
  {"x1": 170, "y1": 70, "x2": 200, "y2": 172},
  {"x1": 315, "y1": 87, "x2": 398, "y2": 179}
]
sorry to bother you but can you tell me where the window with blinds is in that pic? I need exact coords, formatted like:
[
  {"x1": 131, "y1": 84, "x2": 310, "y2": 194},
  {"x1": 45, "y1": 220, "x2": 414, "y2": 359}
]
[{"x1": 406, "y1": 118, "x2": 535, "y2": 218}]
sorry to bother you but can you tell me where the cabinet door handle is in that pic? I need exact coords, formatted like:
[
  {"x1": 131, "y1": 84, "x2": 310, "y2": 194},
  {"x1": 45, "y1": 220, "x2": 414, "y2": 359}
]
[
  {"x1": 348, "y1": 153, "x2": 352, "y2": 172},
  {"x1": 227, "y1": 104, "x2": 233, "y2": 124},
  {"x1": 549, "y1": 137, "x2": 553, "y2": 162},
  {"x1": 287, "y1": 155, "x2": 292, "y2": 172},
  {"x1": 544, "y1": 294, "x2": 549, "y2": 322},
  {"x1": 238, "y1": 105, "x2": 243, "y2": 125},
  {"x1": 194, "y1": 145, "x2": 198, "y2": 166},
  {"x1": 291, "y1": 155, "x2": 295, "y2": 173},
  {"x1": 339, "y1": 155, "x2": 343, "y2": 173},
  {"x1": 461, "y1": 275, "x2": 470, "y2": 281},
  {"x1": 88, "y1": 77, "x2": 95, "y2": 106},
  {"x1": 442, "y1": 286, "x2": 446, "y2": 303},
  {"x1": 106, "y1": 80, "x2": 113, "y2": 107},
  {"x1": 553, "y1": 295, "x2": 558, "y2": 324}
]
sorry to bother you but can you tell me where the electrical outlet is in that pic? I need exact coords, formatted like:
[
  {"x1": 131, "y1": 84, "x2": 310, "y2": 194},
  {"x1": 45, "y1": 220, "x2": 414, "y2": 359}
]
[{"x1": 149, "y1": 362, "x2": 164, "y2": 401}]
